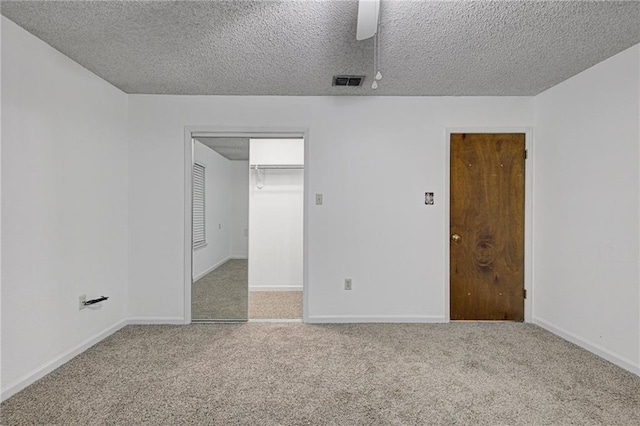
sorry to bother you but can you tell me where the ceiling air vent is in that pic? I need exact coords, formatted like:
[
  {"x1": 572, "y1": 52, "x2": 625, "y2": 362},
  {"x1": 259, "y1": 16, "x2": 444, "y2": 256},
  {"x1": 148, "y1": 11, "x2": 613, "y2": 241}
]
[{"x1": 332, "y1": 75, "x2": 365, "y2": 87}]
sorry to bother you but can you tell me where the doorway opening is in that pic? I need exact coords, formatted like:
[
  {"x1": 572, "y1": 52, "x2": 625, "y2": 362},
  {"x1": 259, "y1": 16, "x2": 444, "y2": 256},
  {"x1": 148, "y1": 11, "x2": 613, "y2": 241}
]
[
  {"x1": 248, "y1": 138, "x2": 304, "y2": 321},
  {"x1": 186, "y1": 131, "x2": 306, "y2": 323}
]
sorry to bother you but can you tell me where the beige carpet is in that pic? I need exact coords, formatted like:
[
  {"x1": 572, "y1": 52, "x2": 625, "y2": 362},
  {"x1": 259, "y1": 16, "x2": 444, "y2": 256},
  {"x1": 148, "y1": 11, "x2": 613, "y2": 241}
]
[
  {"x1": 2, "y1": 323, "x2": 639, "y2": 425},
  {"x1": 192, "y1": 259, "x2": 248, "y2": 321},
  {"x1": 250, "y1": 291, "x2": 302, "y2": 319}
]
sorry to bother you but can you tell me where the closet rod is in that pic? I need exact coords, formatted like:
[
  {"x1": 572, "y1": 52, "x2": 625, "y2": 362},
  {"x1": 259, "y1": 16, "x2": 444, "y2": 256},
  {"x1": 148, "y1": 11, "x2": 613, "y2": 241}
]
[{"x1": 250, "y1": 164, "x2": 304, "y2": 170}]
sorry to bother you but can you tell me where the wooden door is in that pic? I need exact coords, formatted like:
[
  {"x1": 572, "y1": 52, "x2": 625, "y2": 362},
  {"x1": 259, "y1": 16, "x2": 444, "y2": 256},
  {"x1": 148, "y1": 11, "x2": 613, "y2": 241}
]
[{"x1": 450, "y1": 133, "x2": 525, "y2": 321}]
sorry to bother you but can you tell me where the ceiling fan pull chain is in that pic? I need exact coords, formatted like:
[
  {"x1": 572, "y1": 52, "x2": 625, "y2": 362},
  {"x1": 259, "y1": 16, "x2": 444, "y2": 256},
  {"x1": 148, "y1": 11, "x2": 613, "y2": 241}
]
[
  {"x1": 372, "y1": 32, "x2": 379, "y2": 89},
  {"x1": 371, "y1": 2, "x2": 382, "y2": 89},
  {"x1": 375, "y1": 7, "x2": 382, "y2": 82}
]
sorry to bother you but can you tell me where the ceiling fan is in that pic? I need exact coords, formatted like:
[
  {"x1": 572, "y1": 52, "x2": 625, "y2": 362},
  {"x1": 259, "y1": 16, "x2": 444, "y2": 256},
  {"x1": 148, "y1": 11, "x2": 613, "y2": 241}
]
[{"x1": 356, "y1": 0, "x2": 380, "y2": 41}]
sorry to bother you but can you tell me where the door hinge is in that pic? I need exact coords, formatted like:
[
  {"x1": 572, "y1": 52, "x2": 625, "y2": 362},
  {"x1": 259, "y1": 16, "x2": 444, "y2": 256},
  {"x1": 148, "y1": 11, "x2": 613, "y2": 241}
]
[
  {"x1": 525, "y1": 149, "x2": 528, "y2": 159},
  {"x1": 523, "y1": 289, "x2": 527, "y2": 299}
]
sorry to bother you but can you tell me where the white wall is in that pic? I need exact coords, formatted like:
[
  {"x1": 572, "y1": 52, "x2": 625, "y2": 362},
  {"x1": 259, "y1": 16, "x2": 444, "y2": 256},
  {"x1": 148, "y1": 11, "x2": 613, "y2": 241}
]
[
  {"x1": 230, "y1": 161, "x2": 249, "y2": 258},
  {"x1": 127, "y1": 95, "x2": 533, "y2": 321},
  {"x1": 250, "y1": 138, "x2": 305, "y2": 165},
  {"x1": 192, "y1": 141, "x2": 232, "y2": 279},
  {"x1": 533, "y1": 44, "x2": 640, "y2": 374},
  {"x1": 1, "y1": 17, "x2": 128, "y2": 398},
  {"x1": 249, "y1": 139, "x2": 304, "y2": 291}
]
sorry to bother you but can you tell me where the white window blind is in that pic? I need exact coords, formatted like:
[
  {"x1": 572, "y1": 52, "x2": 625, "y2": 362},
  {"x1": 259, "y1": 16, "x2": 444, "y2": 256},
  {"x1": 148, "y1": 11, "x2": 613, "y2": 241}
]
[{"x1": 193, "y1": 163, "x2": 206, "y2": 249}]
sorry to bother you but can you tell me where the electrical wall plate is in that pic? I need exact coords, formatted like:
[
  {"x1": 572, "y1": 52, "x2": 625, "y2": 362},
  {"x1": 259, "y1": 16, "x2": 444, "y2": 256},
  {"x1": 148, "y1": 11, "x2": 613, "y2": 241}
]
[
  {"x1": 425, "y1": 192, "x2": 434, "y2": 205},
  {"x1": 345, "y1": 278, "x2": 352, "y2": 290}
]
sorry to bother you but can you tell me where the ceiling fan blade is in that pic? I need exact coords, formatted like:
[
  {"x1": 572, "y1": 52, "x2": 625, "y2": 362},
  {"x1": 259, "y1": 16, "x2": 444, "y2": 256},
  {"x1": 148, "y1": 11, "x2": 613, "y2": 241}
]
[{"x1": 356, "y1": 0, "x2": 380, "y2": 41}]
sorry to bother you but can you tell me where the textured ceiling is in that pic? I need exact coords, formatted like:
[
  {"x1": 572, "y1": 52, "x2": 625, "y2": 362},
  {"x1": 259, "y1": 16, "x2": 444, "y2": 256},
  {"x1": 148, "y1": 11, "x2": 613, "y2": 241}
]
[
  {"x1": 2, "y1": 1, "x2": 639, "y2": 96},
  {"x1": 195, "y1": 137, "x2": 249, "y2": 160}
]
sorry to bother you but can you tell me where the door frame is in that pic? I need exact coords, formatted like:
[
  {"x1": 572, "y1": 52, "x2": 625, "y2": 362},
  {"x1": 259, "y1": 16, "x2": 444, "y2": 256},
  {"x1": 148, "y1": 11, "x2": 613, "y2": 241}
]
[
  {"x1": 183, "y1": 126, "x2": 310, "y2": 324},
  {"x1": 444, "y1": 128, "x2": 534, "y2": 322}
]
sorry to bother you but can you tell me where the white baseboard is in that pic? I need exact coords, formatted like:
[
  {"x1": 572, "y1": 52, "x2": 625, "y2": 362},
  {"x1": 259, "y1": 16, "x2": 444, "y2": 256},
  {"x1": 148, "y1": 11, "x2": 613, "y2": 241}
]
[
  {"x1": 1, "y1": 319, "x2": 129, "y2": 402},
  {"x1": 193, "y1": 258, "x2": 228, "y2": 281},
  {"x1": 533, "y1": 317, "x2": 640, "y2": 376},
  {"x1": 193, "y1": 256, "x2": 248, "y2": 281},
  {"x1": 306, "y1": 315, "x2": 447, "y2": 324},
  {"x1": 249, "y1": 285, "x2": 302, "y2": 292},
  {"x1": 1, "y1": 316, "x2": 190, "y2": 401},
  {"x1": 127, "y1": 317, "x2": 186, "y2": 325}
]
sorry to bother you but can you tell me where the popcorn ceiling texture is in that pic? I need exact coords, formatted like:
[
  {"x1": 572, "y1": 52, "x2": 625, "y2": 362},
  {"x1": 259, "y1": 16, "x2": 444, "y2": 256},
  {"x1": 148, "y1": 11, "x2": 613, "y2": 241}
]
[
  {"x1": 195, "y1": 137, "x2": 250, "y2": 161},
  {"x1": 1, "y1": 0, "x2": 639, "y2": 96}
]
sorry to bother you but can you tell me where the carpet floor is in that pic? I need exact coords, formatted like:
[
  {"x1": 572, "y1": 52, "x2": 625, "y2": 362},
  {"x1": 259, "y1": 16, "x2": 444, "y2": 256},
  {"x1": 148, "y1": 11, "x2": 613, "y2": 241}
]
[
  {"x1": 192, "y1": 259, "x2": 248, "y2": 321},
  {"x1": 2, "y1": 323, "x2": 639, "y2": 425},
  {"x1": 250, "y1": 291, "x2": 302, "y2": 319}
]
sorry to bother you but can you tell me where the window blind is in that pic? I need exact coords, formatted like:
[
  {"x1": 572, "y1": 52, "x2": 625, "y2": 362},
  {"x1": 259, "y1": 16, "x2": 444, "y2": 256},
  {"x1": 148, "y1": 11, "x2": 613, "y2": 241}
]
[{"x1": 193, "y1": 163, "x2": 206, "y2": 249}]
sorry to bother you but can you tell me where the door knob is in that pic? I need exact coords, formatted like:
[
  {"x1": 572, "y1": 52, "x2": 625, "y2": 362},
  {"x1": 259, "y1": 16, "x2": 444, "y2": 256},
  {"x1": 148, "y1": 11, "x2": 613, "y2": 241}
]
[{"x1": 452, "y1": 234, "x2": 461, "y2": 243}]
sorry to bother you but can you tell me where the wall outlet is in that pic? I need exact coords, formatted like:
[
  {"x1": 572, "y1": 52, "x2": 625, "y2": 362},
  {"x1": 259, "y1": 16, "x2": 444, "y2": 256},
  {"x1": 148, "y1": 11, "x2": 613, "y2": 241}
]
[
  {"x1": 315, "y1": 193, "x2": 323, "y2": 205},
  {"x1": 79, "y1": 294, "x2": 87, "y2": 310},
  {"x1": 344, "y1": 278, "x2": 352, "y2": 290}
]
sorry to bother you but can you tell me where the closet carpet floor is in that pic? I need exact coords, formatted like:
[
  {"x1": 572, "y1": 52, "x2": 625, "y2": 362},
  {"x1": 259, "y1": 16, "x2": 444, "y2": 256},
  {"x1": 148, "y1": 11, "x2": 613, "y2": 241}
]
[
  {"x1": 249, "y1": 291, "x2": 302, "y2": 319},
  {"x1": 2, "y1": 323, "x2": 639, "y2": 425}
]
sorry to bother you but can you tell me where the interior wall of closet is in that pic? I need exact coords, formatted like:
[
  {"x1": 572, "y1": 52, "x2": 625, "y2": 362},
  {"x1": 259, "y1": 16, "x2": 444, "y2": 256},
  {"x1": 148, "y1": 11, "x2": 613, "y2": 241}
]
[{"x1": 249, "y1": 139, "x2": 304, "y2": 292}]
